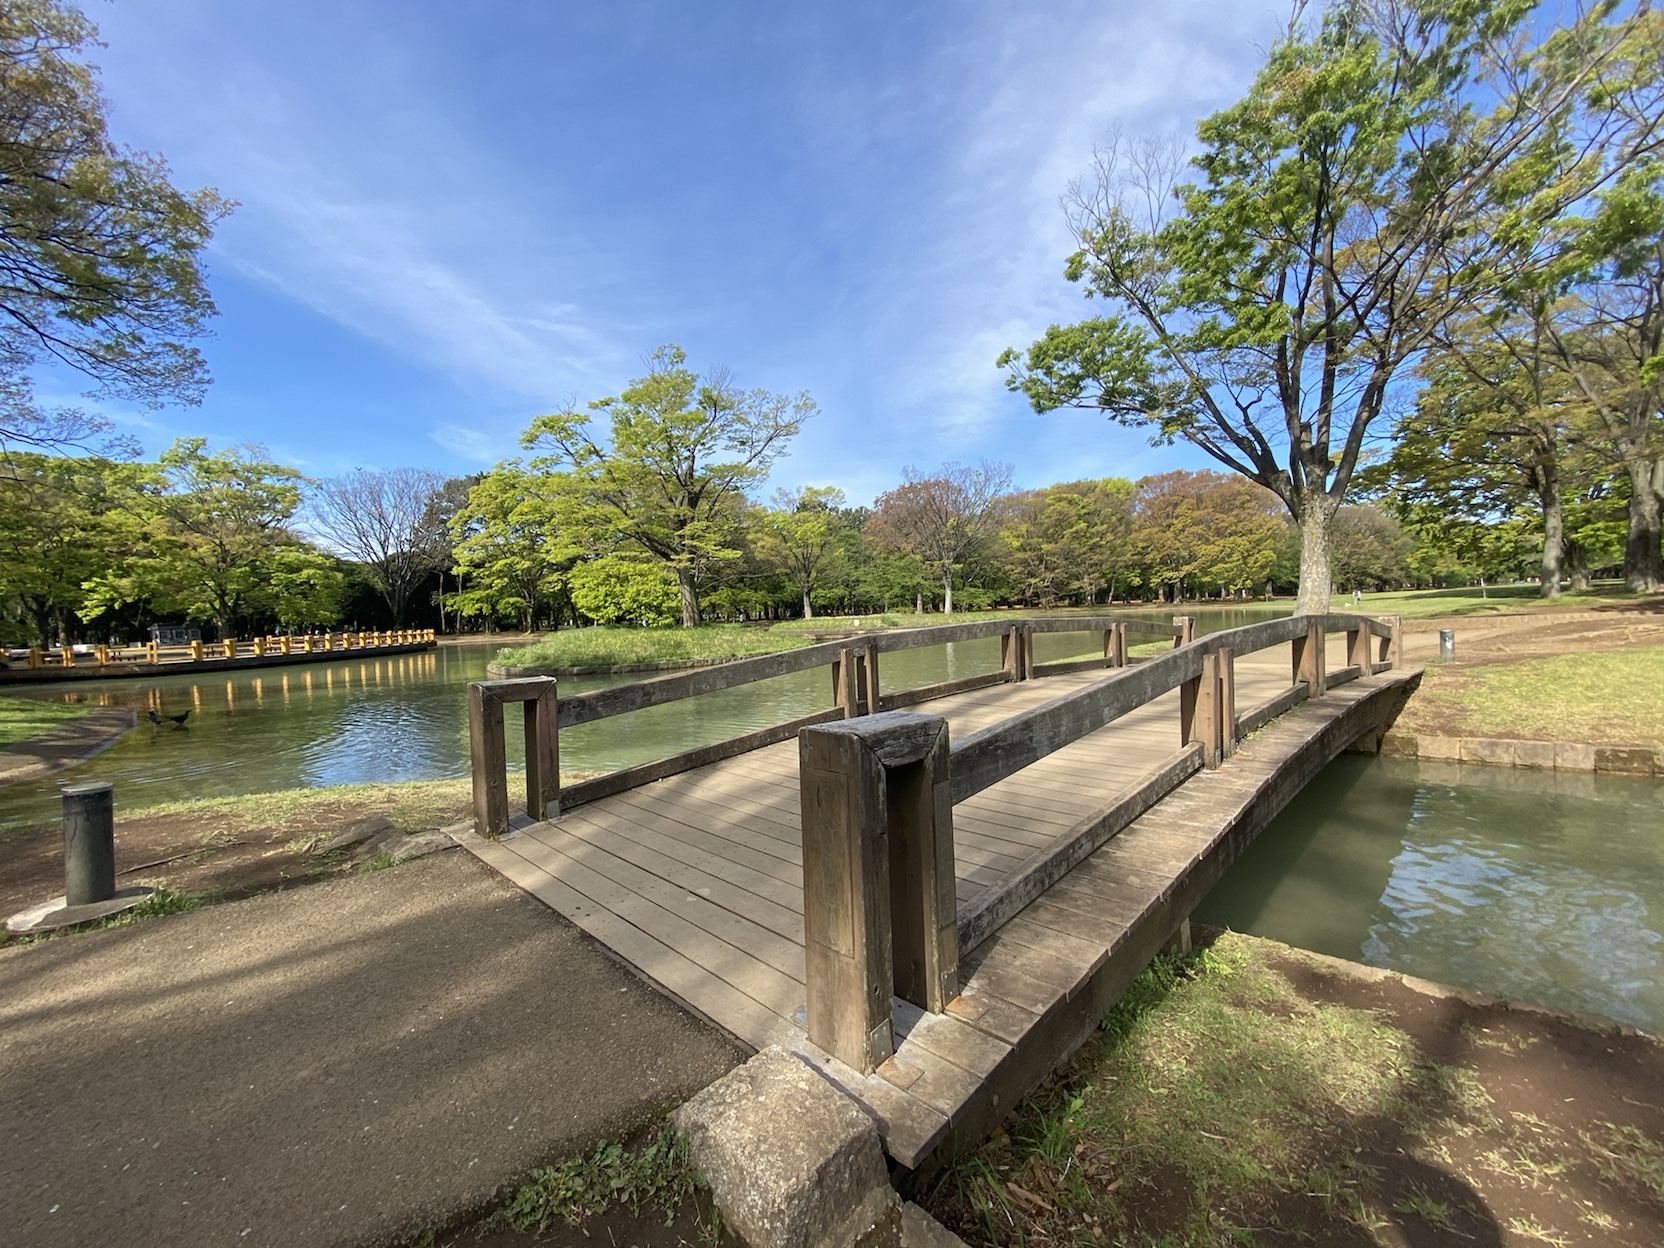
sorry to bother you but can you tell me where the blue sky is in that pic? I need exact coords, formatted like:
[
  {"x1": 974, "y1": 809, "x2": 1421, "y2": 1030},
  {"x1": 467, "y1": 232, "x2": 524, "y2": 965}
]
[{"x1": 66, "y1": 0, "x2": 1280, "y2": 504}]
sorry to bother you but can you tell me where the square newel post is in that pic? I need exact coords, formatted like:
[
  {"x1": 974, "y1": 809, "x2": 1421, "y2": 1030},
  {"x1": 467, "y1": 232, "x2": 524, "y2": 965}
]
[
  {"x1": 860, "y1": 642, "x2": 880, "y2": 716},
  {"x1": 1292, "y1": 622, "x2": 1326, "y2": 697},
  {"x1": 1218, "y1": 647, "x2": 1237, "y2": 758},
  {"x1": 799, "y1": 712, "x2": 957, "y2": 1075},
  {"x1": 1179, "y1": 650, "x2": 1223, "y2": 766},
  {"x1": 1346, "y1": 625, "x2": 1370, "y2": 674},
  {"x1": 1001, "y1": 625, "x2": 1030, "y2": 681},
  {"x1": 1386, "y1": 616, "x2": 1404, "y2": 670},
  {"x1": 468, "y1": 677, "x2": 560, "y2": 839},
  {"x1": 1173, "y1": 616, "x2": 1195, "y2": 647},
  {"x1": 833, "y1": 647, "x2": 860, "y2": 717}
]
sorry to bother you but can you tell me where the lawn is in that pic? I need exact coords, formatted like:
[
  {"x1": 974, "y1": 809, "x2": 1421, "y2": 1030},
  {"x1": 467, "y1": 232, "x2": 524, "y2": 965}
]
[
  {"x1": 1335, "y1": 581, "x2": 1641, "y2": 619},
  {"x1": 493, "y1": 624, "x2": 818, "y2": 670},
  {"x1": 0, "y1": 696, "x2": 93, "y2": 748},
  {"x1": 922, "y1": 932, "x2": 1664, "y2": 1247},
  {"x1": 1395, "y1": 644, "x2": 1664, "y2": 748}
]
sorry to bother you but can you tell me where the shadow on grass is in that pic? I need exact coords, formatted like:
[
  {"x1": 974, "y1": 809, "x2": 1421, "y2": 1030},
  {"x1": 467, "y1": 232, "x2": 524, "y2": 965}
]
[{"x1": 923, "y1": 931, "x2": 1509, "y2": 1246}]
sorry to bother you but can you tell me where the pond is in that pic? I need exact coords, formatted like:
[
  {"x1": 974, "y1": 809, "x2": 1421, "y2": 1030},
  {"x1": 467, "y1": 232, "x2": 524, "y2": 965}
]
[
  {"x1": 0, "y1": 609, "x2": 1281, "y2": 837},
  {"x1": 1195, "y1": 754, "x2": 1664, "y2": 1035}
]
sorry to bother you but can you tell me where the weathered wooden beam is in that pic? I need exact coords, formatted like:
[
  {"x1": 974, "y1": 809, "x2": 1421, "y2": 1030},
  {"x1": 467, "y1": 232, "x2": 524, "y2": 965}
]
[
  {"x1": 523, "y1": 682, "x2": 560, "y2": 820},
  {"x1": 1235, "y1": 682, "x2": 1310, "y2": 738},
  {"x1": 561, "y1": 706, "x2": 845, "y2": 812},
  {"x1": 1173, "y1": 615, "x2": 1196, "y2": 647},
  {"x1": 949, "y1": 648, "x2": 1203, "y2": 803},
  {"x1": 799, "y1": 712, "x2": 957, "y2": 1072},
  {"x1": 1325, "y1": 664, "x2": 1363, "y2": 690},
  {"x1": 955, "y1": 744, "x2": 1203, "y2": 954},
  {"x1": 878, "y1": 670, "x2": 1011, "y2": 713},
  {"x1": 1219, "y1": 647, "x2": 1237, "y2": 759},
  {"x1": 1031, "y1": 655, "x2": 1118, "y2": 678},
  {"x1": 468, "y1": 684, "x2": 509, "y2": 838},
  {"x1": 1293, "y1": 624, "x2": 1326, "y2": 699}
]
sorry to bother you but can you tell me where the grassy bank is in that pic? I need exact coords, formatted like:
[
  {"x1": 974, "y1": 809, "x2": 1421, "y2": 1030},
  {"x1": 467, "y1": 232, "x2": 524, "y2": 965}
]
[
  {"x1": 129, "y1": 776, "x2": 478, "y2": 833},
  {"x1": 1396, "y1": 644, "x2": 1664, "y2": 748},
  {"x1": 924, "y1": 932, "x2": 1664, "y2": 1246},
  {"x1": 494, "y1": 625, "x2": 814, "y2": 670},
  {"x1": 0, "y1": 696, "x2": 93, "y2": 748},
  {"x1": 1336, "y1": 581, "x2": 1641, "y2": 619}
]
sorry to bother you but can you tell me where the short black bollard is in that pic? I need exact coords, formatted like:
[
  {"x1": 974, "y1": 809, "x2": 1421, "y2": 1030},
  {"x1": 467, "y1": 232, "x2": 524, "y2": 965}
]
[
  {"x1": 1438, "y1": 629, "x2": 1456, "y2": 663},
  {"x1": 63, "y1": 782, "x2": 116, "y2": 906}
]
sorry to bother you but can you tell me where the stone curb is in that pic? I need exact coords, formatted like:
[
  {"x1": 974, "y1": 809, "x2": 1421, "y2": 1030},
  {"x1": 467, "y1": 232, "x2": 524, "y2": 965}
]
[{"x1": 1380, "y1": 732, "x2": 1660, "y2": 775}]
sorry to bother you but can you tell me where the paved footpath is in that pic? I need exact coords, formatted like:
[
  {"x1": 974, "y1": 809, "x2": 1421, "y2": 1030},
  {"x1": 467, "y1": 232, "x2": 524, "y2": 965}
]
[{"x1": 0, "y1": 851, "x2": 743, "y2": 1248}]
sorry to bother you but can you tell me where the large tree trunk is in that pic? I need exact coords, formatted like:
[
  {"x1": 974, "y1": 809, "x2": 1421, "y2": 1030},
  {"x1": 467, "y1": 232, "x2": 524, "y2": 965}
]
[
  {"x1": 941, "y1": 570, "x2": 954, "y2": 615},
  {"x1": 1536, "y1": 469, "x2": 1563, "y2": 600},
  {"x1": 1294, "y1": 496, "x2": 1337, "y2": 616},
  {"x1": 1623, "y1": 457, "x2": 1664, "y2": 594},
  {"x1": 802, "y1": 588, "x2": 813, "y2": 619},
  {"x1": 1567, "y1": 540, "x2": 1591, "y2": 592},
  {"x1": 676, "y1": 568, "x2": 702, "y2": 628}
]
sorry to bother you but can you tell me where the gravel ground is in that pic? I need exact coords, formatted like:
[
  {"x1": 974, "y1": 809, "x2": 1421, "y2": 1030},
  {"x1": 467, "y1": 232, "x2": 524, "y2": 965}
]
[{"x1": 0, "y1": 851, "x2": 743, "y2": 1248}]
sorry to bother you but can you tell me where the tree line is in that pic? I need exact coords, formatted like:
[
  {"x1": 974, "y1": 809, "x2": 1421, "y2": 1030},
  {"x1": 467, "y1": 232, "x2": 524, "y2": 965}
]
[{"x1": 1, "y1": 0, "x2": 1661, "y2": 643}]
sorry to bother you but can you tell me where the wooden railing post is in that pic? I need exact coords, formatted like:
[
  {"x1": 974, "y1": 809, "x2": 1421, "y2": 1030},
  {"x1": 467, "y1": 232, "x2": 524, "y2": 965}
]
[
  {"x1": 1292, "y1": 622, "x2": 1326, "y2": 697},
  {"x1": 468, "y1": 683, "x2": 508, "y2": 837},
  {"x1": 1173, "y1": 616, "x2": 1195, "y2": 647},
  {"x1": 799, "y1": 712, "x2": 957, "y2": 1074},
  {"x1": 1346, "y1": 625, "x2": 1369, "y2": 674},
  {"x1": 1001, "y1": 625, "x2": 1027, "y2": 681},
  {"x1": 468, "y1": 676, "x2": 560, "y2": 837},
  {"x1": 1219, "y1": 647, "x2": 1237, "y2": 758},
  {"x1": 1180, "y1": 651, "x2": 1222, "y2": 766},
  {"x1": 833, "y1": 647, "x2": 859, "y2": 717},
  {"x1": 861, "y1": 641, "x2": 880, "y2": 717},
  {"x1": 190, "y1": 639, "x2": 204, "y2": 662},
  {"x1": 1388, "y1": 615, "x2": 1403, "y2": 670}
]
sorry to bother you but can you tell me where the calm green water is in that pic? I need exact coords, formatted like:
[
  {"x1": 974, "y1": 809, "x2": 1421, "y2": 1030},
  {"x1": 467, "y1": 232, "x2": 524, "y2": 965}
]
[
  {"x1": 0, "y1": 614, "x2": 1270, "y2": 835},
  {"x1": 1196, "y1": 755, "x2": 1664, "y2": 1035}
]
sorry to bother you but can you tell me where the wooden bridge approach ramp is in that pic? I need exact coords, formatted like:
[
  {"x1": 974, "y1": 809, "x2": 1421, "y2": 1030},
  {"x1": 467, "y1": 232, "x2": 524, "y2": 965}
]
[{"x1": 457, "y1": 613, "x2": 1421, "y2": 1172}]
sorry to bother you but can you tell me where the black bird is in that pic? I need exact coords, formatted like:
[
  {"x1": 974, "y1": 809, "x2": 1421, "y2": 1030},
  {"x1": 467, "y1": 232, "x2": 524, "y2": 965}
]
[{"x1": 148, "y1": 708, "x2": 192, "y2": 728}]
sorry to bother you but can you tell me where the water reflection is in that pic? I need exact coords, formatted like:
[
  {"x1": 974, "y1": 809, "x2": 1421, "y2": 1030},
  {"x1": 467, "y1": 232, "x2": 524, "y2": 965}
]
[{"x1": 1197, "y1": 755, "x2": 1664, "y2": 1033}]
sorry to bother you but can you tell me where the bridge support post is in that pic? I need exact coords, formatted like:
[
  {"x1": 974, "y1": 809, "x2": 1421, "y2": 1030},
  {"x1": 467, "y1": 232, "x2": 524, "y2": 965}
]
[
  {"x1": 1002, "y1": 625, "x2": 1032, "y2": 681},
  {"x1": 468, "y1": 676, "x2": 560, "y2": 838},
  {"x1": 1181, "y1": 651, "x2": 1225, "y2": 766},
  {"x1": 1293, "y1": 623, "x2": 1326, "y2": 698},
  {"x1": 833, "y1": 645, "x2": 879, "y2": 717},
  {"x1": 799, "y1": 712, "x2": 957, "y2": 1074},
  {"x1": 1346, "y1": 625, "x2": 1370, "y2": 675},
  {"x1": 1173, "y1": 616, "x2": 1195, "y2": 647}
]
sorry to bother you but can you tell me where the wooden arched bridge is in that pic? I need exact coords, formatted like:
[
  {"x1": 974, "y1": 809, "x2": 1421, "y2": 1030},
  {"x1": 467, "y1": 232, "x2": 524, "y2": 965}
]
[{"x1": 457, "y1": 612, "x2": 1419, "y2": 1172}]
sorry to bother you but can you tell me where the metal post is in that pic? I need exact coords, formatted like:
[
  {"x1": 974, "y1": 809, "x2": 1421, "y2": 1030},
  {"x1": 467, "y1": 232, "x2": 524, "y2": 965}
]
[{"x1": 63, "y1": 782, "x2": 116, "y2": 906}]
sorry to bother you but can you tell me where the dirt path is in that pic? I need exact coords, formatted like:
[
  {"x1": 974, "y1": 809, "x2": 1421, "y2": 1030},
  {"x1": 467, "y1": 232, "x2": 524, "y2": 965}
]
[
  {"x1": 0, "y1": 850, "x2": 743, "y2": 1248},
  {"x1": 0, "y1": 706, "x2": 136, "y2": 787}
]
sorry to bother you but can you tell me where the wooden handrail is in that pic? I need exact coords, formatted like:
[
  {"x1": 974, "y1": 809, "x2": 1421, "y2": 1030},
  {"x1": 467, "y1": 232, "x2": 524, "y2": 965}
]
[{"x1": 555, "y1": 614, "x2": 1183, "y2": 728}]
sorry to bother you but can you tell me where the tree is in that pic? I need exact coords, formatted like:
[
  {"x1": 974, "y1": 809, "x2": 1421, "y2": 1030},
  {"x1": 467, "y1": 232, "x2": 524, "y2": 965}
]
[
  {"x1": 308, "y1": 468, "x2": 448, "y2": 625},
  {"x1": 523, "y1": 345, "x2": 815, "y2": 627},
  {"x1": 1540, "y1": 160, "x2": 1664, "y2": 591},
  {"x1": 1000, "y1": 478, "x2": 1135, "y2": 607},
  {"x1": 1001, "y1": 1, "x2": 1662, "y2": 612},
  {"x1": 568, "y1": 555, "x2": 679, "y2": 626},
  {"x1": 1330, "y1": 505, "x2": 1413, "y2": 591},
  {"x1": 447, "y1": 464, "x2": 568, "y2": 632},
  {"x1": 0, "y1": 2, "x2": 229, "y2": 451},
  {"x1": 756, "y1": 486, "x2": 849, "y2": 618},
  {"x1": 135, "y1": 439, "x2": 329, "y2": 636},
  {"x1": 1130, "y1": 471, "x2": 1283, "y2": 600},
  {"x1": 867, "y1": 461, "x2": 1013, "y2": 613}
]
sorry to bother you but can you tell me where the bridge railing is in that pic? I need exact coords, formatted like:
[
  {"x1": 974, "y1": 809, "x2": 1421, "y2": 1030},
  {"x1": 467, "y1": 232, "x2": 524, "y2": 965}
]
[
  {"x1": 464, "y1": 613, "x2": 1183, "y2": 837},
  {"x1": 796, "y1": 610, "x2": 1405, "y2": 1072}
]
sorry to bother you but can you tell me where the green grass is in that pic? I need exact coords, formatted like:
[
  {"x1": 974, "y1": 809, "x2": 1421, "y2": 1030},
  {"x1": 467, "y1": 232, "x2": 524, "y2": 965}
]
[
  {"x1": 492, "y1": 1120, "x2": 702, "y2": 1233},
  {"x1": 1334, "y1": 580, "x2": 1640, "y2": 619},
  {"x1": 1396, "y1": 644, "x2": 1664, "y2": 747},
  {"x1": 121, "y1": 777, "x2": 477, "y2": 829},
  {"x1": 495, "y1": 624, "x2": 814, "y2": 670},
  {"x1": 927, "y1": 934, "x2": 1491, "y2": 1245},
  {"x1": 0, "y1": 696, "x2": 93, "y2": 747}
]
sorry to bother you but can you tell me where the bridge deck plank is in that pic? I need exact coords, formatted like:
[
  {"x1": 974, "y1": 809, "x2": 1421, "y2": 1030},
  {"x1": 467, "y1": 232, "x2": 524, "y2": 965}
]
[{"x1": 458, "y1": 631, "x2": 1403, "y2": 1168}]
